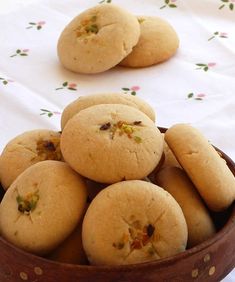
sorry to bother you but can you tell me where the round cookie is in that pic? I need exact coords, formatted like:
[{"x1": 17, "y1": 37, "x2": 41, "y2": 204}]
[
  {"x1": 155, "y1": 167, "x2": 216, "y2": 248},
  {"x1": 120, "y1": 16, "x2": 179, "y2": 68},
  {"x1": 61, "y1": 104, "x2": 163, "y2": 184},
  {"x1": 0, "y1": 161, "x2": 88, "y2": 255},
  {"x1": 48, "y1": 221, "x2": 88, "y2": 265},
  {"x1": 61, "y1": 93, "x2": 156, "y2": 130},
  {"x1": 0, "y1": 130, "x2": 62, "y2": 190},
  {"x1": 57, "y1": 4, "x2": 140, "y2": 74},
  {"x1": 165, "y1": 124, "x2": 235, "y2": 212},
  {"x1": 82, "y1": 180, "x2": 188, "y2": 265}
]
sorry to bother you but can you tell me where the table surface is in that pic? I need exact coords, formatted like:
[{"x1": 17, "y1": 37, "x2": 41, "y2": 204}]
[{"x1": 0, "y1": 0, "x2": 234, "y2": 281}]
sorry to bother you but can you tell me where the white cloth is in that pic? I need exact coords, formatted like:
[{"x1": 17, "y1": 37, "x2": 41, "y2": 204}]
[{"x1": 0, "y1": 0, "x2": 234, "y2": 280}]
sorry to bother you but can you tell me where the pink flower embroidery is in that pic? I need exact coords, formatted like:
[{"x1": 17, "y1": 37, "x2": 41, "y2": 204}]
[
  {"x1": 10, "y1": 49, "x2": 29, "y2": 57},
  {"x1": 122, "y1": 86, "x2": 140, "y2": 96},
  {"x1": 207, "y1": 62, "x2": 216, "y2": 67},
  {"x1": 160, "y1": 0, "x2": 177, "y2": 9},
  {"x1": 26, "y1": 21, "x2": 46, "y2": 30},
  {"x1": 56, "y1": 82, "x2": 77, "y2": 91},
  {"x1": 187, "y1": 93, "x2": 206, "y2": 101},
  {"x1": 195, "y1": 62, "x2": 216, "y2": 71},
  {"x1": 208, "y1": 31, "x2": 228, "y2": 41},
  {"x1": 131, "y1": 86, "x2": 140, "y2": 91}
]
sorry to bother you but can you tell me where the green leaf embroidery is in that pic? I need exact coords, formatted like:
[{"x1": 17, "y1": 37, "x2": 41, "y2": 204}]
[
  {"x1": 20, "y1": 53, "x2": 28, "y2": 56},
  {"x1": 219, "y1": 5, "x2": 225, "y2": 9},
  {"x1": 3, "y1": 81, "x2": 8, "y2": 85},
  {"x1": 196, "y1": 64, "x2": 206, "y2": 67},
  {"x1": 122, "y1": 88, "x2": 130, "y2": 91},
  {"x1": 62, "y1": 82, "x2": 68, "y2": 87},
  {"x1": 131, "y1": 91, "x2": 136, "y2": 96},
  {"x1": 68, "y1": 87, "x2": 76, "y2": 91},
  {"x1": 29, "y1": 22, "x2": 36, "y2": 25},
  {"x1": 169, "y1": 4, "x2": 177, "y2": 8},
  {"x1": 204, "y1": 66, "x2": 209, "y2": 71},
  {"x1": 229, "y1": 3, "x2": 234, "y2": 10},
  {"x1": 188, "y1": 93, "x2": 194, "y2": 98},
  {"x1": 40, "y1": 109, "x2": 50, "y2": 112},
  {"x1": 195, "y1": 98, "x2": 203, "y2": 101},
  {"x1": 16, "y1": 49, "x2": 21, "y2": 54},
  {"x1": 165, "y1": 0, "x2": 170, "y2": 4},
  {"x1": 37, "y1": 25, "x2": 42, "y2": 30},
  {"x1": 48, "y1": 112, "x2": 53, "y2": 117}
]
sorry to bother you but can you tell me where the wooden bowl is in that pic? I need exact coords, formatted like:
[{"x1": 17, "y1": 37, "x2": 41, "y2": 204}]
[{"x1": 0, "y1": 127, "x2": 235, "y2": 282}]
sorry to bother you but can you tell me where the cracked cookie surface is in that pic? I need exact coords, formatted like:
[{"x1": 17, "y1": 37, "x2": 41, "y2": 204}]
[
  {"x1": 61, "y1": 93, "x2": 155, "y2": 130},
  {"x1": 0, "y1": 129, "x2": 62, "y2": 190},
  {"x1": 57, "y1": 4, "x2": 140, "y2": 74},
  {"x1": 82, "y1": 180, "x2": 188, "y2": 265},
  {"x1": 120, "y1": 16, "x2": 179, "y2": 68},
  {"x1": 0, "y1": 161, "x2": 87, "y2": 255},
  {"x1": 61, "y1": 104, "x2": 163, "y2": 184},
  {"x1": 165, "y1": 123, "x2": 235, "y2": 211}
]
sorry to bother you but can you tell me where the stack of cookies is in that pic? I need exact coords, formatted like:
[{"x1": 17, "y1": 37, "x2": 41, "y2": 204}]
[
  {"x1": 57, "y1": 4, "x2": 179, "y2": 74},
  {"x1": 0, "y1": 93, "x2": 235, "y2": 266}
]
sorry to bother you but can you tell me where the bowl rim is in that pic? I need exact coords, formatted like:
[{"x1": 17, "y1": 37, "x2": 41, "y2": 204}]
[{"x1": 0, "y1": 126, "x2": 235, "y2": 272}]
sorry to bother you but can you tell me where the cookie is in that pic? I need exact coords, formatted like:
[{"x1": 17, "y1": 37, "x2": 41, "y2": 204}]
[
  {"x1": 165, "y1": 124, "x2": 235, "y2": 211},
  {"x1": 61, "y1": 93, "x2": 156, "y2": 130},
  {"x1": 162, "y1": 134, "x2": 181, "y2": 169},
  {"x1": 0, "y1": 130, "x2": 62, "y2": 190},
  {"x1": 155, "y1": 167, "x2": 216, "y2": 248},
  {"x1": 48, "y1": 220, "x2": 88, "y2": 265},
  {"x1": 57, "y1": 4, "x2": 140, "y2": 74},
  {"x1": 120, "y1": 16, "x2": 179, "y2": 68},
  {"x1": 82, "y1": 180, "x2": 188, "y2": 265},
  {"x1": 61, "y1": 104, "x2": 163, "y2": 183},
  {"x1": 0, "y1": 161, "x2": 87, "y2": 255}
]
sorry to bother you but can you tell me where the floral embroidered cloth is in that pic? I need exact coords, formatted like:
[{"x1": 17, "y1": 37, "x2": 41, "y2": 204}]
[{"x1": 0, "y1": 0, "x2": 234, "y2": 280}]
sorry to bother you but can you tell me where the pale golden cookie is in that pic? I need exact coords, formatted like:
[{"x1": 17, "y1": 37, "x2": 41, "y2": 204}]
[
  {"x1": 0, "y1": 130, "x2": 62, "y2": 190},
  {"x1": 61, "y1": 104, "x2": 163, "y2": 183},
  {"x1": 155, "y1": 167, "x2": 216, "y2": 248},
  {"x1": 162, "y1": 134, "x2": 181, "y2": 169},
  {"x1": 48, "y1": 221, "x2": 88, "y2": 265},
  {"x1": 61, "y1": 93, "x2": 155, "y2": 130},
  {"x1": 165, "y1": 124, "x2": 235, "y2": 212},
  {"x1": 82, "y1": 180, "x2": 188, "y2": 265},
  {"x1": 0, "y1": 161, "x2": 87, "y2": 255},
  {"x1": 120, "y1": 16, "x2": 179, "y2": 67},
  {"x1": 57, "y1": 4, "x2": 140, "y2": 74}
]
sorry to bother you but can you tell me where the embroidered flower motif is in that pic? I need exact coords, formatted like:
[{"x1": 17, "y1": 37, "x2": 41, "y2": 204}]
[
  {"x1": 26, "y1": 21, "x2": 46, "y2": 30},
  {"x1": 208, "y1": 31, "x2": 228, "y2": 41},
  {"x1": 195, "y1": 62, "x2": 216, "y2": 72},
  {"x1": 187, "y1": 93, "x2": 206, "y2": 101},
  {"x1": 40, "y1": 109, "x2": 61, "y2": 117},
  {"x1": 219, "y1": 0, "x2": 234, "y2": 10},
  {"x1": 0, "y1": 77, "x2": 14, "y2": 85},
  {"x1": 99, "y1": 0, "x2": 112, "y2": 3},
  {"x1": 122, "y1": 86, "x2": 140, "y2": 96},
  {"x1": 160, "y1": 0, "x2": 177, "y2": 9},
  {"x1": 10, "y1": 49, "x2": 29, "y2": 58},
  {"x1": 55, "y1": 82, "x2": 77, "y2": 91}
]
